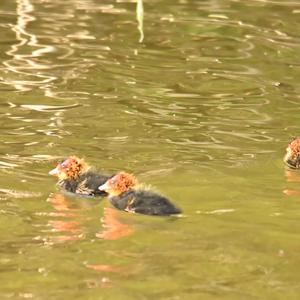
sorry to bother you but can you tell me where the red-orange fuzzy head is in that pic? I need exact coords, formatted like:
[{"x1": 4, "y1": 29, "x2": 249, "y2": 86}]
[
  {"x1": 288, "y1": 138, "x2": 300, "y2": 155},
  {"x1": 98, "y1": 172, "x2": 137, "y2": 196},
  {"x1": 284, "y1": 138, "x2": 300, "y2": 168},
  {"x1": 49, "y1": 156, "x2": 88, "y2": 180}
]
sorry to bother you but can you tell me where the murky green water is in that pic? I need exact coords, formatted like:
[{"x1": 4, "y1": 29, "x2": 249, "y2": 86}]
[{"x1": 1, "y1": 0, "x2": 300, "y2": 299}]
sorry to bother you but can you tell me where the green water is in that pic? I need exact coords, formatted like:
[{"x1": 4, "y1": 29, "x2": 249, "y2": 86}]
[{"x1": 0, "y1": 0, "x2": 300, "y2": 299}]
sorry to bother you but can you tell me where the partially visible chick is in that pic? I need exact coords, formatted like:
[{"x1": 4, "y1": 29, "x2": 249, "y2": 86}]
[
  {"x1": 49, "y1": 156, "x2": 110, "y2": 196},
  {"x1": 98, "y1": 172, "x2": 182, "y2": 216},
  {"x1": 284, "y1": 138, "x2": 300, "y2": 169}
]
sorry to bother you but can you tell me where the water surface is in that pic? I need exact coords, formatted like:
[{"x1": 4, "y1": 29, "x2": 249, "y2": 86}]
[{"x1": 0, "y1": 0, "x2": 300, "y2": 299}]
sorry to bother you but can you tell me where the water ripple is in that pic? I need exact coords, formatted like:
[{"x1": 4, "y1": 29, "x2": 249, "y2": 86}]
[{"x1": 20, "y1": 103, "x2": 80, "y2": 112}]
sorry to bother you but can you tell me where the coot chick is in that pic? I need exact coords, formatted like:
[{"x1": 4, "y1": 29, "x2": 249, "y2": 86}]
[
  {"x1": 49, "y1": 156, "x2": 109, "y2": 196},
  {"x1": 98, "y1": 172, "x2": 181, "y2": 216},
  {"x1": 284, "y1": 138, "x2": 300, "y2": 169}
]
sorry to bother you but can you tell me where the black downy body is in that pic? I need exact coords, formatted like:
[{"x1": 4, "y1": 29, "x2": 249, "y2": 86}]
[
  {"x1": 109, "y1": 189, "x2": 182, "y2": 216},
  {"x1": 59, "y1": 171, "x2": 110, "y2": 196}
]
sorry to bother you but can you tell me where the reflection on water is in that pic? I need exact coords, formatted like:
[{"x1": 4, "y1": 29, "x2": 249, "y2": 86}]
[
  {"x1": 46, "y1": 193, "x2": 133, "y2": 243},
  {"x1": 4, "y1": 0, "x2": 57, "y2": 92},
  {"x1": 283, "y1": 169, "x2": 300, "y2": 196},
  {"x1": 136, "y1": 0, "x2": 144, "y2": 43},
  {"x1": 47, "y1": 193, "x2": 83, "y2": 242},
  {"x1": 1, "y1": 0, "x2": 300, "y2": 299},
  {"x1": 96, "y1": 207, "x2": 133, "y2": 240}
]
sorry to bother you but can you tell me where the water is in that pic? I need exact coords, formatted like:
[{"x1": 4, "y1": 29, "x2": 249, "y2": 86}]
[{"x1": 1, "y1": 0, "x2": 300, "y2": 299}]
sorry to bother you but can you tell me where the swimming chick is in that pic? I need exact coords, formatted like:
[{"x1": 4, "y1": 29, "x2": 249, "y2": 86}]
[
  {"x1": 49, "y1": 156, "x2": 110, "y2": 196},
  {"x1": 98, "y1": 172, "x2": 182, "y2": 216},
  {"x1": 284, "y1": 138, "x2": 300, "y2": 169}
]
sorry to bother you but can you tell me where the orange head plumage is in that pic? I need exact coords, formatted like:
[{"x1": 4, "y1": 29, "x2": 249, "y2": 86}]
[
  {"x1": 284, "y1": 138, "x2": 300, "y2": 168},
  {"x1": 49, "y1": 156, "x2": 89, "y2": 180},
  {"x1": 98, "y1": 172, "x2": 137, "y2": 196},
  {"x1": 288, "y1": 138, "x2": 300, "y2": 155}
]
